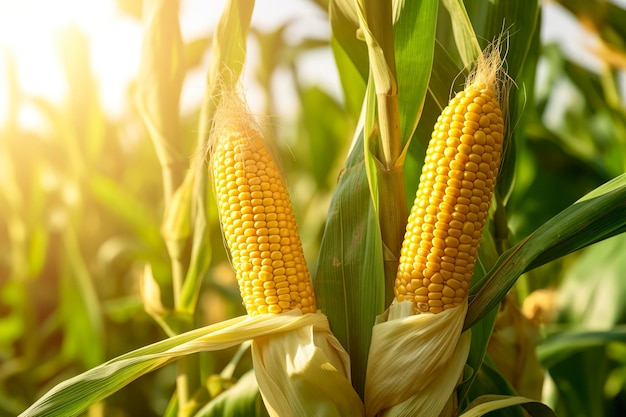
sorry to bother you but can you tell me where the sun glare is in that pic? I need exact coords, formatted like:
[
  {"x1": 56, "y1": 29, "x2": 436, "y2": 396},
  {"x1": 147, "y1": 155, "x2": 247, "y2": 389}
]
[
  {"x1": 0, "y1": 0, "x2": 117, "y2": 127},
  {"x1": 0, "y1": 0, "x2": 338, "y2": 129}
]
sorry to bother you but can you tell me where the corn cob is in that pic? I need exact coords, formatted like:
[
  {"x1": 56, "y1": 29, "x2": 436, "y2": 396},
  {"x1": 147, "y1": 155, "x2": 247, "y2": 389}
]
[
  {"x1": 395, "y1": 62, "x2": 504, "y2": 314},
  {"x1": 211, "y1": 102, "x2": 316, "y2": 316}
]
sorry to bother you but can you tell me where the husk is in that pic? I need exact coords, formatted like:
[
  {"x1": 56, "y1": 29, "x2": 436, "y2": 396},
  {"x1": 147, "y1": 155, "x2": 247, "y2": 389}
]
[
  {"x1": 252, "y1": 311, "x2": 365, "y2": 417},
  {"x1": 165, "y1": 309, "x2": 364, "y2": 415},
  {"x1": 364, "y1": 300, "x2": 471, "y2": 417},
  {"x1": 19, "y1": 310, "x2": 364, "y2": 417}
]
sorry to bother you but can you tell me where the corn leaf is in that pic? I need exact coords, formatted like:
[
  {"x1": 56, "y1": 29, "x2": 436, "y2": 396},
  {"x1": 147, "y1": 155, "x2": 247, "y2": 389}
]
[
  {"x1": 295, "y1": 85, "x2": 352, "y2": 190},
  {"x1": 540, "y1": 345, "x2": 608, "y2": 417},
  {"x1": 328, "y1": 0, "x2": 368, "y2": 80},
  {"x1": 465, "y1": 173, "x2": 626, "y2": 329},
  {"x1": 458, "y1": 305, "x2": 498, "y2": 406},
  {"x1": 331, "y1": 37, "x2": 367, "y2": 122},
  {"x1": 135, "y1": 0, "x2": 185, "y2": 201},
  {"x1": 440, "y1": 0, "x2": 480, "y2": 68},
  {"x1": 393, "y1": 0, "x2": 438, "y2": 145},
  {"x1": 193, "y1": 370, "x2": 267, "y2": 417},
  {"x1": 463, "y1": 356, "x2": 526, "y2": 417},
  {"x1": 537, "y1": 328, "x2": 626, "y2": 369},
  {"x1": 465, "y1": 0, "x2": 541, "y2": 204},
  {"x1": 363, "y1": 78, "x2": 379, "y2": 204},
  {"x1": 313, "y1": 131, "x2": 386, "y2": 397},
  {"x1": 19, "y1": 312, "x2": 330, "y2": 417},
  {"x1": 60, "y1": 228, "x2": 104, "y2": 369},
  {"x1": 557, "y1": 233, "x2": 626, "y2": 327},
  {"x1": 179, "y1": 171, "x2": 212, "y2": 315},
  {"x1": 205, "y1": 0, "x2": 254, "y2": 93},
  {"x1": 355, "y1": 0, "x2": 396, "y2": 98},
  {"x1": 460, "y1": 395, "x2": 556, "y2": 417},
  {"x1": 465, "y1": 0, "x2": 540, "y2": 81},
  {"x1": 20, "y1": 315, "x2": 243, "y2": 417}
]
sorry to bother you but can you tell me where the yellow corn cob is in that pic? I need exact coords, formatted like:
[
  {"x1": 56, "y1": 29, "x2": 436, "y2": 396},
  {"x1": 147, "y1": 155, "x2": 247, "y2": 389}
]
[
  {"x1": 395, "y1": 69, "x2": 504, "y2": 314},
  {"x1": 211, "y1": 102, "x2": 316, "y2": 316}
]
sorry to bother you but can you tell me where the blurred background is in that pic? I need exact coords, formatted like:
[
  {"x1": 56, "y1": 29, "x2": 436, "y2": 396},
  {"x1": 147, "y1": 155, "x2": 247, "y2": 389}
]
[{"x1": 2, "y1": 0, "x2": 626, "y2": 416}]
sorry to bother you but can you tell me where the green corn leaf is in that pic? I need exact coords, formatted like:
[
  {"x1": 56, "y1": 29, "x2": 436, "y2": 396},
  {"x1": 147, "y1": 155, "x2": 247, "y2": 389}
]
[
  {"x1": 458, "y1": 305, "x2": 498, "y2": 406},
  {"x1": 194, "y1": 370, "x2": 267, "y2": 417},
  {"x1": 313, "y1": 130, "x2": 386, "y2": 398},
  {"x1": 469, "y1": 0, "x2": 541, "y2": 82},
  {"x1": 465, "y1": 173, "x2": 626, "y2": 329},
  {"x1": 557, "y1": 233, "x2": 626, "y2": 327},
  {"x1": 135, "y1": 0, "x2": 185, "y2": 201},
  {"x1": 180, "y1": 173, "x2": 213, "y2": 315},
  {"x1": 355, "y1": 0, "x2": 396, "y2": 98},
  {"x1": 463, "y1": 356, "x2": 526, "y2": 417},
  {"x1": 161, "y1": 169, "x2": 194, "y2": 252},
  {"x1": 394, "y1": 0, "x2": 438, "y2": 145},
  {"x1": 331, "y1": 37, "x2": 367, "y2": 122},
  {"x1": 328, "y1": 0, "x2": 369, "y2": 80},
  {"x1": 206, "y1": 0, "x2": 255, "y2": 91},
  {"x1": 537, "y1": 328, "x2": 626, "y2": 369},
  {"x1": 542, "y1": 344, "x2": 608, "y2": 417},
  {"x1": 464, "y1": 0, "x2": 541, "y2": 204},
  {"x1": 19, "y1": 313, "x2": 328, "y2": 417},
  {"x1": 61, "y1": 228, "x2": 104, "y2": 369},
  {"x1": 441, "y1": 0, "x2": 480, "y2": 68},
  {"x1": 295, "y1": 85, "x2": 352, "y2": 191}
]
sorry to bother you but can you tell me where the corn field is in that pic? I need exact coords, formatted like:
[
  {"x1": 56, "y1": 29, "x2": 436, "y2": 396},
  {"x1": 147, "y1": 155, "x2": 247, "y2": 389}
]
[{"x1": 2, "y1": 0, "x2": 626, "y2": 416}]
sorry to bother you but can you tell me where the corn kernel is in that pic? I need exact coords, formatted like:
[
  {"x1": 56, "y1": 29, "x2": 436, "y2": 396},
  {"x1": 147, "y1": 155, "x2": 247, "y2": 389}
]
[
  {"x1": 212, "y1": 110, "x2": 316, "y2": 316},
  {"x1": 394, "y1": 84, "x2": 504, "y2": 313}
]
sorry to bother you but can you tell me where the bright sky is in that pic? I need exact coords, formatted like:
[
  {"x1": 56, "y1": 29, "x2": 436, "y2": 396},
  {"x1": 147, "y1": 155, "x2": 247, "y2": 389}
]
[
  {"x1": 0, "y1": 0, "x2": 334, "y2": 128},
  {"x1": 0, "y1": 0, "x2": 617, "y2": 129}
]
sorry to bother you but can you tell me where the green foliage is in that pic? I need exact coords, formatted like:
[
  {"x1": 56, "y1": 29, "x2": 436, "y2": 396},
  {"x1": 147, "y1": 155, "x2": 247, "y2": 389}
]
[
  {"x1": 313, "y1": 130, "x2": 385, "y2": 397},
  {"x1": 194, "y1": 370, "x2": 268, "y2": 417}
]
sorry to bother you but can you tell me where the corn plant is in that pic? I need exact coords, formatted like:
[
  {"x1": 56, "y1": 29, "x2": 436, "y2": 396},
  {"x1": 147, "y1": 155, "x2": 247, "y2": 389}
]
[{"x1": 4, "y1": 0, "x2": 626, "y2": 416}]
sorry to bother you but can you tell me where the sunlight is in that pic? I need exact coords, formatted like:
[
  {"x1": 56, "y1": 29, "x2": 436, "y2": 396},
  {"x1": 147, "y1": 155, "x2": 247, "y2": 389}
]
[
  {"x1": 0, "y1": 0, "x2": 334, "y2": 128},
  {"x1": 0, "y1": 0, "x2": 116, "y2": 127}
]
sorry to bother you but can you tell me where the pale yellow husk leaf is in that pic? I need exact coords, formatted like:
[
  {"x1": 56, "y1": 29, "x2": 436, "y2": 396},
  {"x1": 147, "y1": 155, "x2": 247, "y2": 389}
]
[
  {"x1": 365, "y1": 300, "x2": 471, "y2": 417},
  {"x1": 458, "y1": 395, "x2": 546, "y2": 417},
  {"x1": 165, "y1": 309, "x2": 363, "y2": 415},
  {"x1": 252, "y1": 311, "x2": 365, "y2": 417}
]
